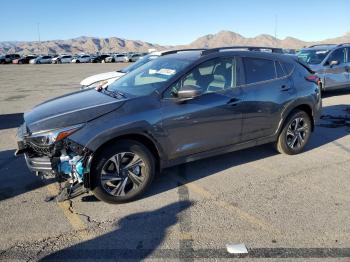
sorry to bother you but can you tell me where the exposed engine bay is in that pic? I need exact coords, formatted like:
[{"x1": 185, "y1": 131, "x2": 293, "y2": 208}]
[{"x1": 16, "y1": 123, "x2": 92, "y2": 201}]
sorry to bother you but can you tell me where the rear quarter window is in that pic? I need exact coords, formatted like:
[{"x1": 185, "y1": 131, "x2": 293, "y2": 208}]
[
  {"x1": 243, "y1": 57, "x2": 276, "y2": 84},
  {"x1": 275, "y1": 61, "x2": 285, "y2": 78},
  {"x1": 281, "y1": 62, "x2": 295, "y2": 75}
]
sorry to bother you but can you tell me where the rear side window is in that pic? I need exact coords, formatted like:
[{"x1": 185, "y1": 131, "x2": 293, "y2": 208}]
[{"x1": 243, "y1": 57, "x2": 275, "y2": 84}]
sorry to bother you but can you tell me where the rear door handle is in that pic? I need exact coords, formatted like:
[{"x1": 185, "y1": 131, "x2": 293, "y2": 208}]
[
  {"x1": 281, "y1": 85, "x2": 291, "y2": 91},
  {"x1": 226, "y1": 98, "x2": 241, "y2": 106}
]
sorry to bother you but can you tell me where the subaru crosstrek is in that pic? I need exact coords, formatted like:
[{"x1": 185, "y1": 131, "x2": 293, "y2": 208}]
[
  {"x1": 16, "y1": 47, "x2": 322, "y2": 204},
  {"x1": 297, "y1": 43, "x2": 350, "y2": 91}
]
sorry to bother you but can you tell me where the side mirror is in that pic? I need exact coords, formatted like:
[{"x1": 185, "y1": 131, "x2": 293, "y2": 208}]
[
  {"x1": 177, "y1": 85, "x2": 202, "y2": 100},
  {"x1": 329, "y1": 60, "x2": 339, "y2": 67}
]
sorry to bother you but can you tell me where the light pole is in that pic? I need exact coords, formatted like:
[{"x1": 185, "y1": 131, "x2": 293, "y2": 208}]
[{"x1": 37, "y1": 22, "x2": 41, "y2": 54}]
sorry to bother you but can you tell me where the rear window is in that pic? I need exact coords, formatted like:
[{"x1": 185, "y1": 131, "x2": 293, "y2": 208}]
[{"x1": 243, "y1": 57, "x2": 276, "y2": 84}]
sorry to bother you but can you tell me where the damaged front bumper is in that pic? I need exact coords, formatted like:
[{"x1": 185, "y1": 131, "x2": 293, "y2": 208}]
[
  {"x1": 15, "y1": 123, "x2": 93, "y2": 190},
  {"x1": 24, "y1": 154, "x2": 53, "y2": 172}
]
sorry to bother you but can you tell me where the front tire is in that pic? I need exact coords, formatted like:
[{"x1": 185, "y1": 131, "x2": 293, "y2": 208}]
[
  {"x1": 91, "y1": 140, "x2": 155, "y2": 204},
  {"x1": 275, "y1": 110, "x2": 311, "y2": 155}
]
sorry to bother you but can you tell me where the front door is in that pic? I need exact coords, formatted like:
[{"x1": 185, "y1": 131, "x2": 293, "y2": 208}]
[
  {"x1": 161, "y1": 57, "x2": 244, "y2": 160},
  {"x1": 324, "y1": 47, "x2": 348, "y2": 89}
]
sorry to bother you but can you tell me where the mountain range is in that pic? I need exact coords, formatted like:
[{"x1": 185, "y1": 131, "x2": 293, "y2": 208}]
[{"x1": 1, "y1": 31, "x2": 350, "y2": 55}]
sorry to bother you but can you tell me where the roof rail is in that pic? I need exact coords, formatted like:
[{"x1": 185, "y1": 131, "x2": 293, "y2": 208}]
[
  {"x1": 201, "y1": 46, "x2": 284, "y2": 56},
  {"x1": 160, "y1": 48, "x2": 206, "y2": 56},
  {"x1": 337, "y1": 43, "x2": 350, "y2": 47},
  {"x1": 307, "y1": 44, "x2": 337, "y2": 48}
]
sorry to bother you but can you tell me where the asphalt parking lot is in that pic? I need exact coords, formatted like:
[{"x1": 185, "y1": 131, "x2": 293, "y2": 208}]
[{"x1": 0, "y1": 64, "x2": 349, "y2": 261}]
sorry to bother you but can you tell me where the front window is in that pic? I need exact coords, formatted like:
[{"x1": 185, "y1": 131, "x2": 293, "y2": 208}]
[
  {"x1": 297, "y1": 49, "x2": 330, "y2": 65},
  {"x1": 164, "y1": 57, "x2": 237, "y2": 98},
  {"x1": 327, "y1": 48, "x2": 346, "y2": 64},
  {"x1": 108, "y1": 57, "x2": 192, "y2": 96}
]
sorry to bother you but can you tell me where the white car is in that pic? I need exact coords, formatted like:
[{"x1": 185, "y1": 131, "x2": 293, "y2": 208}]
[
  {"x1": 71, "y1": 55, "x2": 91, "y2": 63},
  {"x1": 114, "y1": 54, "x2": 129, "y2": 63},
  {"x1": 52, "y1": 55, "x2": 72, "y2": 64},
  {"x1": 29, "y1": 55, "x2": 53, "y2": 64},
  {"x1": 79, "y1": 49, "x2": 201, "y2": 89},
  {"x1": 129, "y1": 53, "x2": 142, "y2": 62}
]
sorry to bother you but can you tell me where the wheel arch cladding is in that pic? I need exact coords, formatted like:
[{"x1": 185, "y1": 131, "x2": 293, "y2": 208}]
[
  {"x1": 294, "y1": 104, "x2": 314, "y2": 131},
  {"x1": 283, "y1": 104, "x2": 314, "y2": 132}
]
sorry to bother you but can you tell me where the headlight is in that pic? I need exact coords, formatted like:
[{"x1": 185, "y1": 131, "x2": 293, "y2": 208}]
[{"x1": 28, "y1": 124, "x2": 84, "y2": 147}]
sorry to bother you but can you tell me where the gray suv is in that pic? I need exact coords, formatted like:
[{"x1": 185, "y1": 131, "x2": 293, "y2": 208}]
[
  {"x1": 16, "y1": 47, "x2": 322, "y2": 204},
  {"x1": 297, "y1": 43, "x2": 350, "y2": 91}
]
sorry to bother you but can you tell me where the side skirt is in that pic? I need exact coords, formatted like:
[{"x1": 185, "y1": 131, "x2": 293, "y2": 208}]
[{"x1": 163, "y1": 135, "x2": 277, "y2": 169}]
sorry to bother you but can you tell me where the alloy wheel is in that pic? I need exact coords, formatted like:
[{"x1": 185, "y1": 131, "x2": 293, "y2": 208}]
[
  {"x1": 286, "y1": 117, "x2": 309, "y2": 149},
  {"x1": 100, "y1": 152, "x2": 145, "y2": 196}
]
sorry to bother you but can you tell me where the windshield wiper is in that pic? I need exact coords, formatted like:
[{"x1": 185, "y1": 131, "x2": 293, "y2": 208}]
[
  {"x1": 96, "y1": 87, "x2": 126, "y2": 99},
  {"x1": 112, "y1": 90, "x2": 127, "y2": 99}
]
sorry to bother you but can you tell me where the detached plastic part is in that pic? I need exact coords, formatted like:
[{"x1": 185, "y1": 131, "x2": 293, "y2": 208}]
[
  {"x1": 56, "y1": 182, "x2": 88, "y2": 202},
  {"x1": 226, "y1": 243, "x2": 248, "y2": 254}
]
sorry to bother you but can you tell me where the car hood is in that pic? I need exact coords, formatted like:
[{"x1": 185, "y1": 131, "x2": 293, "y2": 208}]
[
  {"x1": 80, "y1": 71, "x2": 125, "y2": 86},
  {"x1": 24, "y1": 89, "x2": 126, "y2": 132}
]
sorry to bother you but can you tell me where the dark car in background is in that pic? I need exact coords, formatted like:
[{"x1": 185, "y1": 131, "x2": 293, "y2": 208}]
[
  {"x1": 91, "y1": 54, "x2": 110, "y2": 63},
  {"x1": 16, "y1": 47, "x2": 321, "y2": 204},
  {"x1": 0, "y1": 54, "x2": 20, "y2": 64},
  {"x1": 12, "y1": 55, "x2": 38, "y2": 64},
  {"x1": 297, "y1": 43, "x2": 350, "y2": 91}
]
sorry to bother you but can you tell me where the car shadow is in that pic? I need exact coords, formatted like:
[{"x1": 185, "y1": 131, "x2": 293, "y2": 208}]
[
  {"x1": 40, "y1": 201, "x2": 192, "y2": 261},
  {"x1": 0, "y1": 113, "x2": 23, "y2": 130},
  {"x1": 0, "y1": 149, "x2": 54, "y2": 202}
]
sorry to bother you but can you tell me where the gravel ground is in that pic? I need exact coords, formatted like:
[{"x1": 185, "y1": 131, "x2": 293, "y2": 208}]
[{"x1": 0, "y1": 64, "x2": 349, "y2": 261}]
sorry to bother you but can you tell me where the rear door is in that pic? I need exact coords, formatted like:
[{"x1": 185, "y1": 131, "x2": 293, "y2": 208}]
[
  {"x1": 240, "y1": 57, "x2": 296, "y2": 141},
  {"x1": 323, "y1": 47, "x2": 348, "y2": 89}
]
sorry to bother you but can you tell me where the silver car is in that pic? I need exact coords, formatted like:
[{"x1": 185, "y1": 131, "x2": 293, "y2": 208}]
[{"x1": 297, "y1": 43, "x2": 350, "y2": 91}]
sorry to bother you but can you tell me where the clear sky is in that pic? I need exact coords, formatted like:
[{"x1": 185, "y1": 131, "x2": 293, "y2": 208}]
[{"x1": 1, "y1": 0, "x2": 349, "y2": 44}]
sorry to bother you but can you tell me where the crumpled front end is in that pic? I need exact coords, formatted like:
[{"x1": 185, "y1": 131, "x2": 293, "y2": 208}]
[{"x1": 16, "y1": 123, "x2": 93, "y2": 196}]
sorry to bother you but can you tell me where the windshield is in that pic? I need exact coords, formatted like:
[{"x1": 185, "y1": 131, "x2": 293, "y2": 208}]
[
  {"x1": 108, "y1": 57, "x2": 192, "y2": 96},
  {"x1": 119, "y1": 54, "x2": 159, "y2": 73},
  {"x1": 297, "y1": 49, "x2": 330, "y2": 65}
]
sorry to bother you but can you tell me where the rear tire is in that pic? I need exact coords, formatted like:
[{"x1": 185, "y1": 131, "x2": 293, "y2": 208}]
[
  {"x1": 91, "y1": 140, "x2": 155, "y2": 204},
  {"x1": 275, "y1": 110, "x2": 311, "y2": 155}
]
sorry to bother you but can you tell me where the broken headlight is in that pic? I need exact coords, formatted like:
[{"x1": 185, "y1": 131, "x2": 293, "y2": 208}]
[{"x1": 29, "y1": 124, "x2": 84, "y2": 147}]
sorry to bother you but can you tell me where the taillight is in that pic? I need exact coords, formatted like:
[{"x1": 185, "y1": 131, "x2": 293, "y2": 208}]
[{"x1": 305, "y1": 75, "x2": 320, "y2": 85}]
